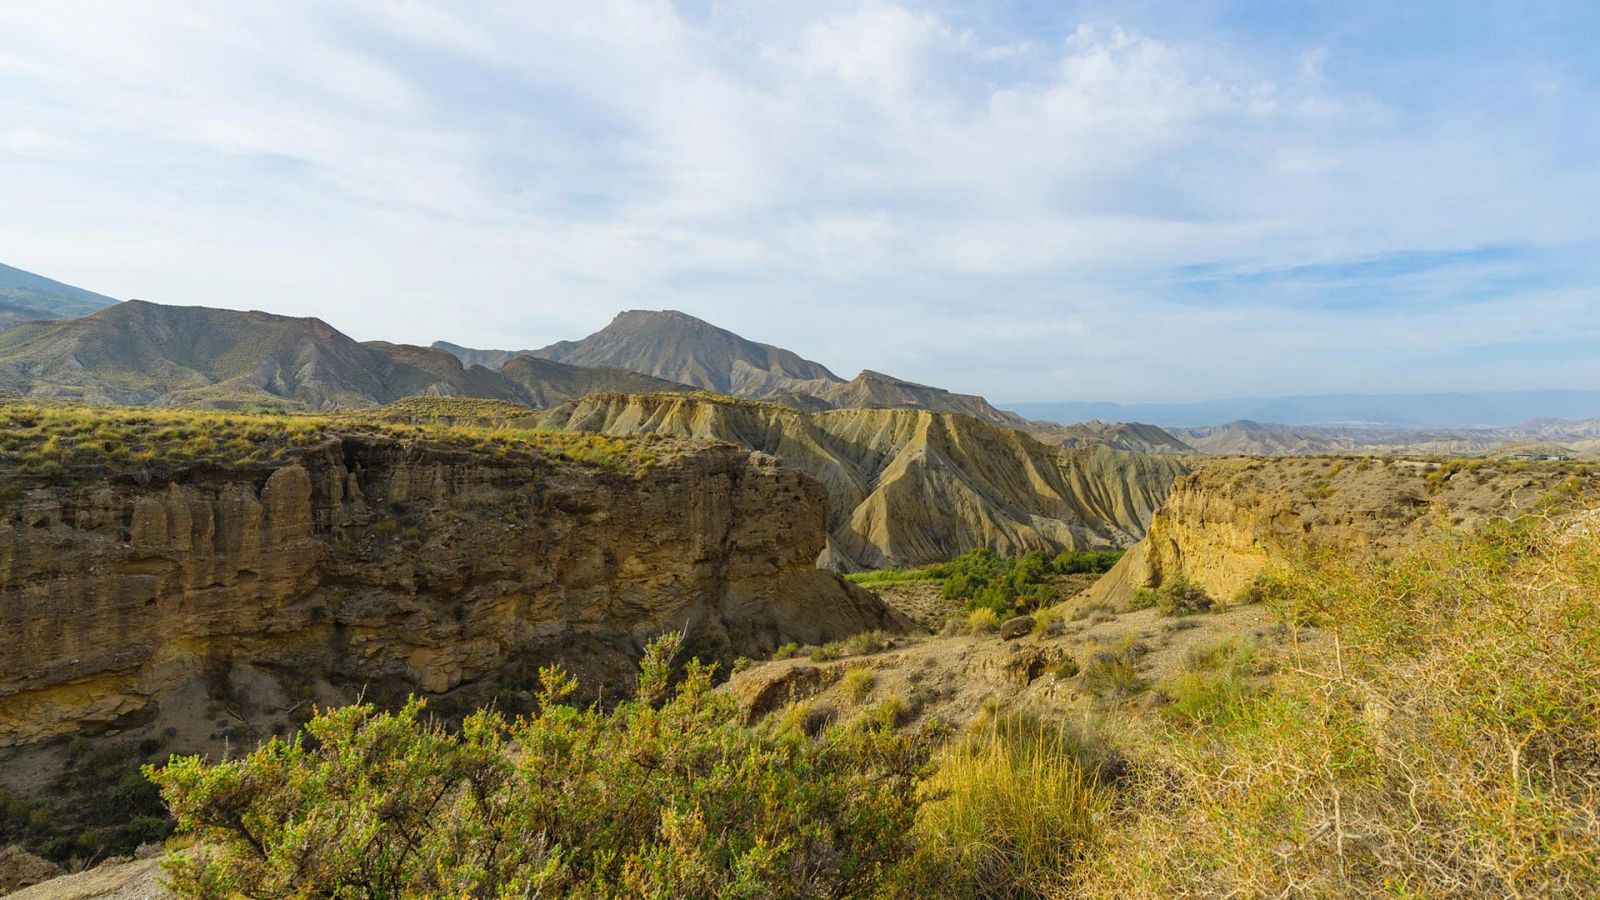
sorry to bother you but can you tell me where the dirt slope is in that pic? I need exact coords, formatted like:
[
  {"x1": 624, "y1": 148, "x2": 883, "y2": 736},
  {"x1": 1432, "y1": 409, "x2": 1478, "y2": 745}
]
[
  {"x1": 536, "y1": 392, "x2": 1190, "y2": 569},
  {"x1": 1082, "y1": 455, "x2": 1599, "y2": 608}
]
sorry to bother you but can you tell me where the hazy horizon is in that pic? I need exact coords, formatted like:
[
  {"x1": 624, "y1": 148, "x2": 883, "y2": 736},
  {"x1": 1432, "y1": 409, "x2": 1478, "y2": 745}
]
[{"x1": 2, "y1": 2, "x2": 1597, "y2": 403}]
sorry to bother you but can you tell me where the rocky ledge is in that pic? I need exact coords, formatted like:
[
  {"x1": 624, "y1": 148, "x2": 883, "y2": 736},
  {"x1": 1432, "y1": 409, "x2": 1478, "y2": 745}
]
[{"x1": 0, "y1": 433, "x2": 903, "y2": 748}]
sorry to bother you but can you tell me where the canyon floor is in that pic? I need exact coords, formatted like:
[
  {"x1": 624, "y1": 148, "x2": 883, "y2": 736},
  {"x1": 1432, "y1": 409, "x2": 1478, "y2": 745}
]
[{"x1": 725, "y1": 577, "x2": 1305, "y2": 739}]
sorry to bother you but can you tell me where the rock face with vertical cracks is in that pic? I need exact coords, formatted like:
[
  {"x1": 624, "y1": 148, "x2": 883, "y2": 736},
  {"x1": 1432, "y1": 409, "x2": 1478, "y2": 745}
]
[{"x1": 0, "y1": 435, "x2": 903, "y2": 746}]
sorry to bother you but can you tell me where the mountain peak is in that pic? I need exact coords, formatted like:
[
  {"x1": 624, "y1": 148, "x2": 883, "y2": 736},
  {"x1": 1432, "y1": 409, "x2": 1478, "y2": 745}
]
[
  {"x1": 531, "y1": 309, "x2": 842, "y2": 395},
  {"x1": 613, "y1": 309, "x2": 709, "y2": 326}
]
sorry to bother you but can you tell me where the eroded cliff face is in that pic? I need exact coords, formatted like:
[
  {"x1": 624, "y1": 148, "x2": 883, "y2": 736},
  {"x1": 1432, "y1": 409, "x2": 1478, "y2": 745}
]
[
  {"x1": 1084, "y1": 456, "x2": 1597, "y2": 607},
  {"x1": 537, "y1": 393, "x2": 1190, "y2": 569},
  {"x1": 0, "y1": 435, "x2": 900, "y2": 747}
]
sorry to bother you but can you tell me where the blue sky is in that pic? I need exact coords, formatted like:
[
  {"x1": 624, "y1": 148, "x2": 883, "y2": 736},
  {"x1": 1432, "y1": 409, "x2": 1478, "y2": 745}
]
[{"x1": 0, "y1": 1, "x2": 1596, "y2": 402}]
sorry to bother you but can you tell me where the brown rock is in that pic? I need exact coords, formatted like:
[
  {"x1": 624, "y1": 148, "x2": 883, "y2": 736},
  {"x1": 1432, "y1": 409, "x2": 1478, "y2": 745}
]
[
  {"x1": 0, "y1": 845, "x2": 62, "y2": 894},
  {"x1": 1000, "y1": 615, "x2": 1035, "y2": 640},
  {"x1": 0, "y1": 435, "x2": 907, "y2": 747}
]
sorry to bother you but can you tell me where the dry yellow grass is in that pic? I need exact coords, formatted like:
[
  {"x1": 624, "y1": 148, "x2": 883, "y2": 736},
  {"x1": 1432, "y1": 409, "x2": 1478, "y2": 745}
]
[{"x1": 1068, "y1": 504, "x2": 1600, "y2": 897}]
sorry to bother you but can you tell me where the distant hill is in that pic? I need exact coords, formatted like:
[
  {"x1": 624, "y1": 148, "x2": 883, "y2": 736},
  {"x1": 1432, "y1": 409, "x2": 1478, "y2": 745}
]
[
  {"x1": 1172, "y1": 418, "x2": 1600, "y2": 459},
  {"x1": 495, "y1": 355, "x2": 692, "y2": 407},
  {"x1": 1172, "y1": 420, "x2": 1343, "y2": 456},
  {"x1": 536, "y1": 392, "x2": 1190, "y2": 569},
  {"x1": 0, "y1": 300, "x2": 695, "y2": 411},
  {"x1": 1007, "y1": 390, "x2": 1600, "y2": 429},
  {"x1": 1029, "y1": 419, "x2": 1195, "y2": 455},
  {"x1": 437, "y1": 310, "x2": 1040, "y2": 430},
  {"x1": 809, "y1": 369, "x2": 1029, "y2": 427},
  {"x1": 528, "y1": 309, "x2": 843, "y2": 398},
  {"x1": 0, "y1": 262, "x2": 119, "y2": 330},
  {"x1": 431, "y1": 340, "x2": 534, "y2": 371}
]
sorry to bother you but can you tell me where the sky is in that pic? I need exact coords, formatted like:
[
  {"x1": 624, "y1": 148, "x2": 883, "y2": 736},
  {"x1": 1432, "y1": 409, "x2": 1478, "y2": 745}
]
[{"x1": 1, "y1": 1, "x2": 1597, "y2": 403}]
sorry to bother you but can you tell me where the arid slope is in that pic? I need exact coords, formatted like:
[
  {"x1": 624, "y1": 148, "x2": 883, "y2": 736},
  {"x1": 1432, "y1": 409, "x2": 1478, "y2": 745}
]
[
  {"x1": 1082, "y1": 454, "x2": 1599, "y2": 608},
  {"x1": 0, "y1": 407, "x2": 903, "y2": 750},
  {"x1": 536, "y1": 392, "x2": 1190, "y2": 569}
]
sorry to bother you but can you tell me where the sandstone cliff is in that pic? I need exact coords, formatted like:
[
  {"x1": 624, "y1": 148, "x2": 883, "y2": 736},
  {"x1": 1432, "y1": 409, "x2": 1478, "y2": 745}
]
[
  {"x1": 536, "y1": 392, "x2": 1191, "y2": 570},
  {"x1": 0, "y1": 427, "x2": 901, "y2": 749},
  {"x1": 1083, "y1": 455, "x2": 1598, "y2": 608}
]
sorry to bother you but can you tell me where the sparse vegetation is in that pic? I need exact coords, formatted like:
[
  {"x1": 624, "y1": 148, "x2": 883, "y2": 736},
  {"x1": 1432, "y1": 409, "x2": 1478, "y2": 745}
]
[
  {"x1": 1081, "y1": 636, "x2": 1146, "y2": 700},
  {"x1": 964, "y1": 607, "x2": 1001, "y2": 634},
  {"x1": 841, "y1": 666, "x2": 876, "y2": 703},
  {"x1": 1, "y1": 735, "x2": 173, "y2": 865},
  {"x1": 843, "y1": 566, "x2": 943, "y2": 587},
  {"x1": 809, "y1": 629, "x2": 890, "y2": 662},
  {"x1": 1159, "y1": 639, "x2": 1264, "y2": 728},
  {"x1": 1071, "y1": 507, "x2": 1600, "y2": 896},
  {"x1": 1152, "y1": 575, "x2": 1215, "y2": 616},
  {"x1": 894, "y1": 713, "x2": 1109, "y2": 899},
  {"x1": 1031, "y1": 607, "x2": 1064, "y2": 636},
  {"x1": 0, "y1": 399, "x2": 669, "y2": 480}
]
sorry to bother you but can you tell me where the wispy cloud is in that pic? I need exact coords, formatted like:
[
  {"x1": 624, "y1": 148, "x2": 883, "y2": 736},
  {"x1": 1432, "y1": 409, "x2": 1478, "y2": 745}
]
[{"x1": 0, "y1": 0, "x2": 1595, "y2": 401}]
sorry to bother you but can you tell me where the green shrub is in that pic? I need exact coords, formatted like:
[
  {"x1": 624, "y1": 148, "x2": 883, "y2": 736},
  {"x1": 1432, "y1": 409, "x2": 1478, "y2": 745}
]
[
  {"x1": 1161, "y1": 641, "x2": 1262, "y2": 728},
  {"x1": 843, "y1": 629, "x2": 889, "y2": 656},
  {"x1": 772, "y1": 642, "x2": 799, "y2": 660},
  {"x1": 1154, "y1": 576, "x2": 1214, "y2": 616},
  {"x1": 810, "y1": 642, "x2": 843, "y2": 662},
  {"x1": 1050, "y1": 549, "x2": 1123, "y2": 575},
  {"x1": 150, "y1": 634, "x2": 931, "y2": 898},
  {"x1": 1129, "y1": 588, "x2": 1159, "y2": 611},
  {"x1": 1081, "y1": 640, "x2": 1145, "y2": 700},
  {"x1": 939, "y1": 548, "x2": 1074, "y2": 617}
]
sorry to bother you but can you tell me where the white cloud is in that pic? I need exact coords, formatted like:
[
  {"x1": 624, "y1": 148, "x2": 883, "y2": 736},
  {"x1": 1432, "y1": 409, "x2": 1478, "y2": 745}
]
[{"x1": 0, "y1": 0, "x2": 1593, "y2": 401}]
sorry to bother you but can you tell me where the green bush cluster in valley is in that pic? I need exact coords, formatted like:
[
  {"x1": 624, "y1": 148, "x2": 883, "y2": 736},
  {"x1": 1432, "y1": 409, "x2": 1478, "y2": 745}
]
[
  {"x1": 845, "y1": 548, "x2": 1123, "y2": 620},
  {"x1": 940, "y1": 548, "x2": 1122, "y2": 617}
]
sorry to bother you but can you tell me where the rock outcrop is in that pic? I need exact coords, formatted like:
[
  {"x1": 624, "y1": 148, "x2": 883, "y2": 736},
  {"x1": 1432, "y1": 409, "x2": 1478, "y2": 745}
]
[
  {"x1": 0, "y1": 432, "x2": 901, "y2": 748},
  {"x1": 1083, "y1": 456, "x2": 1598, "y2": 607},
  {"x1": 0, "y1": 845, "x2": 63, "y2": 894},
  {"x1": 536, "y1": 392, "x2": 1191, "y2": 569}
]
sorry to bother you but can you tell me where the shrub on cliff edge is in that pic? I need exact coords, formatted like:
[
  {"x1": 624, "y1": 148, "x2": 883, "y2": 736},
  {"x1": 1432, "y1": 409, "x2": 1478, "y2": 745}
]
[{"x1": 149, "y1": 634, "x2": 931, "y2": 898}]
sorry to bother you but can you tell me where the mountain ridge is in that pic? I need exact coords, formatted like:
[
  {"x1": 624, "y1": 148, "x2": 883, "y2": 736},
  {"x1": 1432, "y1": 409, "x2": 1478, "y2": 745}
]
[
  {"x1": 0, "y1": 262, "x2": 119, "y2": 330},
  {"x1": 1007, "y1": 389, "x2": 1600, "y2": 429},
  {"x1": 435, "y1": 310, "x2": 1039, "y2": 429},
  {"x1": 530, "y1": 391, "x2": 1190, "y2": 569},
  {"x1": 0, "y1": 301, "x2": 692, "y2": 411}
]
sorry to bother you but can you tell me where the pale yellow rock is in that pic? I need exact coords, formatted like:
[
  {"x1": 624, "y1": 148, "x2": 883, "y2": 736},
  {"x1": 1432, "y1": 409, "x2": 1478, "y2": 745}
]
[{"x1": 1080, "y1": 456, "x2": 1597, "y2": 609}]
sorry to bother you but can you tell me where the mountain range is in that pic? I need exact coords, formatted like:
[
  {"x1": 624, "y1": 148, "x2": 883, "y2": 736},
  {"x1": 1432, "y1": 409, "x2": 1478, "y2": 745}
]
[
  {"x1": 0, "y1": 299, "x2": 691, "y2": 410},
  {"x1": 3, "y1": 261, "x2": 1594, "y2": 461},
  {"x1": 433, "y1": 309, "x2": 1030, "y2": 428},
  {"x1": 1172, "y1": 418, "x2": 1600, "y2": 459},
  {"x1": 1008, "y1": 390, "x2": 1600, "y2": 430},
  {"x1": 0, "y1": 262, "x2": 119, "y2": 331}
]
